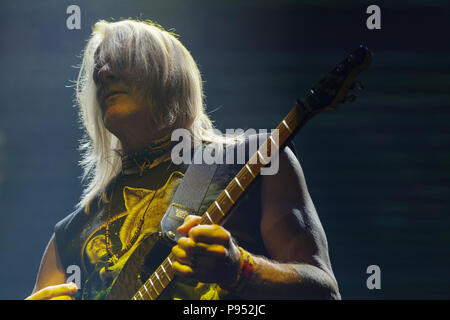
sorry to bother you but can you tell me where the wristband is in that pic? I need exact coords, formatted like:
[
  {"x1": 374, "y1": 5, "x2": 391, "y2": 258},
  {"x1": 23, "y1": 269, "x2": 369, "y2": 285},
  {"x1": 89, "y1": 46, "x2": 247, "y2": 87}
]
[{"x1": 224, "y1": 247, "x2": 255, "y2": 294}]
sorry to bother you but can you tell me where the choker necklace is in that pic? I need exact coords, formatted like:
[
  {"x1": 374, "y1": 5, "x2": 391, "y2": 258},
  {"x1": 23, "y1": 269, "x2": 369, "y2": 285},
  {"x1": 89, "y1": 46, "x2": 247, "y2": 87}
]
[{"x1": 120, "y1": 135, "x2": 174, "y2": 175}]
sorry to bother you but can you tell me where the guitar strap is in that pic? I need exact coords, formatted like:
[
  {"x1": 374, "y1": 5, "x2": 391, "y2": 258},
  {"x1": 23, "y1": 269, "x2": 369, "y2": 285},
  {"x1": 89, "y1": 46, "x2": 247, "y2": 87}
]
[
  {"x1": 160, "y1": 135, "x2": 298, "y2": 245},
  {"x1": 160, "y1": 147, "x2": 218, "y2": 244}
]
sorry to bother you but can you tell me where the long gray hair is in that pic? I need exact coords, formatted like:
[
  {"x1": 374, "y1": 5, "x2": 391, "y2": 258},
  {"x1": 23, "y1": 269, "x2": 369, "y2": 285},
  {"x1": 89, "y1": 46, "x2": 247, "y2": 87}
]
[{"x1": 75, "y1": 19, "x2": 232, "y2": 212}]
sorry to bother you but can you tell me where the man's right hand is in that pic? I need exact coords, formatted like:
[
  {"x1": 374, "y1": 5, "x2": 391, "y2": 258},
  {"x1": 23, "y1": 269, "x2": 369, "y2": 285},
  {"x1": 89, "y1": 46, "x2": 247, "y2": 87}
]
[{"x1": 25, "y1": 283, "x2": 78, "y2": 300}]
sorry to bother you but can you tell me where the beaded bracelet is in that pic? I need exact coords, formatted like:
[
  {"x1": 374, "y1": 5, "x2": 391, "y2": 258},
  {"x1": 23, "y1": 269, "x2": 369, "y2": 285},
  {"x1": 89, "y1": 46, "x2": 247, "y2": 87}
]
[{"x1": 224, "y1": 247, "x2": 255, "y2": 294}]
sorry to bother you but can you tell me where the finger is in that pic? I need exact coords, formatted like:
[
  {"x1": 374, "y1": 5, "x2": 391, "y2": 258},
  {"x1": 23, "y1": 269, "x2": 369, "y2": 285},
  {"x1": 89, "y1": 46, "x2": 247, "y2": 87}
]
[
  {"x1": 177, "y1": 215, "x2": 202, "y2": 234},
  {"x1": 176, "y1": 236, "x2": 208, "y2": 262},
  {"x1": 178, "y1": 233, "x2": 228, "y2": 255},
  {"x1": 172, "y1": 260, "x2": 194, "y2": 278},
  {"x1": 173, "y1": 241, "x2": 227, "y2": 267},
  {"x1": 171, "y1": 245, "x2": 191, "y2": 265},
  {"x1": 198, "y1": 243, "x2": 228, "y2": 258},
  {"x1": 49, "y1": 295, "x2": 75, "y2": 300},
  {"x1": 26, "y1": 283, "x2": 78, "y2": 300},
  {"x1": 176, "y1": 236, "x2": 199, "y2": 253},
  {"x1": 188, "y1": 224, "x2": 231, "y2": 246}
]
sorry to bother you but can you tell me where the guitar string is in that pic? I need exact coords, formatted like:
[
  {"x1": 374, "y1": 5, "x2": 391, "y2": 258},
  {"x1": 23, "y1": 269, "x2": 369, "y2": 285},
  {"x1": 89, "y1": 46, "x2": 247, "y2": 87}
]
[{"x1": 133, "y1": 107, "x2": 304, "y2": 300}]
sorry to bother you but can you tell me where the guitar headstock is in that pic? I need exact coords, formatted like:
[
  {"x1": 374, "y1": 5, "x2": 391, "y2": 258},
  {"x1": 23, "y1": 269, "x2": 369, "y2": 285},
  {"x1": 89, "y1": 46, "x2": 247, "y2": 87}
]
[{"x1": 298, "y1": 45, "x2": 372, "y2": 114}]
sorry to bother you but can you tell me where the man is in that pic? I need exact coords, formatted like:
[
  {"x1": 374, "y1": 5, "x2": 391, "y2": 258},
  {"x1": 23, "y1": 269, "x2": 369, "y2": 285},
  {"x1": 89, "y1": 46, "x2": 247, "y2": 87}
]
[{"x1": 26, "y1": 19, "x2": 340, "y2": 300}]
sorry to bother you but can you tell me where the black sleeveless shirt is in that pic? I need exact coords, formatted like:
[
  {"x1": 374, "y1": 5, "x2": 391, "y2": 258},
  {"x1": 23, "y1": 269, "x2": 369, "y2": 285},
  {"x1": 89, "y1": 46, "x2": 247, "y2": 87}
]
[{"x1": 54, "y1": 137, "x2": 293, "y2": 299}]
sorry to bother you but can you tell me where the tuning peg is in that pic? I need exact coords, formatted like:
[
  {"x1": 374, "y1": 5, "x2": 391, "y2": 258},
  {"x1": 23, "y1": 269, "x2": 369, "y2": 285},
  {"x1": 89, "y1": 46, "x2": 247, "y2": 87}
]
[{"x1": 350, "y1": 81, "x2": 364, "y2": 90}]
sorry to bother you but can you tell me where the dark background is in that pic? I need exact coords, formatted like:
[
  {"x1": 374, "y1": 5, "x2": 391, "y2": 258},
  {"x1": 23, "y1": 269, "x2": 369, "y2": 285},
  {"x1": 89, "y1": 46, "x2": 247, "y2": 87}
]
[{"x1": 0, "y1": 0, "x2": 448, "y2": 299}]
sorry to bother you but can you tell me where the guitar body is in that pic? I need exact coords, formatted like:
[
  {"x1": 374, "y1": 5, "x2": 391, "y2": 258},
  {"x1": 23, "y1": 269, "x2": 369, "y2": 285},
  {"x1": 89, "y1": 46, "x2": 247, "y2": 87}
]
[{"x1": 105, "y1": 232, "x2": 173, "y2": 300}]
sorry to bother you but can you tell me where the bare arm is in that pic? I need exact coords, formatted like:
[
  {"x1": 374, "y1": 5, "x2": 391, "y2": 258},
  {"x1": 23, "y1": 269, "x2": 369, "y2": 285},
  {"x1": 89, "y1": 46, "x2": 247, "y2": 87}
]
[
  {"x1": 172, "y1": 146, "x2": 340, "y2": 299},
  {"x1": 242, "y1": 146, "x2": 340, "y2": 299},
  {"x1": 26, "y1": 234, "x2": 77, "y2": 300}
]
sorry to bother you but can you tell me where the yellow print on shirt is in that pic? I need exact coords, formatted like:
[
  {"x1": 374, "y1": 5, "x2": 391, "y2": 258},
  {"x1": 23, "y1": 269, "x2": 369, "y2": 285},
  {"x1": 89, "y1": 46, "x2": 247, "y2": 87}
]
[{"x1": 84, "y1": 171, "x2": 184, "y2": 282}]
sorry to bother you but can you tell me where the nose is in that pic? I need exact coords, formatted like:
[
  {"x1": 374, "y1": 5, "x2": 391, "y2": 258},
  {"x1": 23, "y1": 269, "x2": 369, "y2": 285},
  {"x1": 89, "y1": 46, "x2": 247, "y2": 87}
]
[{"x1": 95, "y1": 63, "x2": 118, "y2": 84}]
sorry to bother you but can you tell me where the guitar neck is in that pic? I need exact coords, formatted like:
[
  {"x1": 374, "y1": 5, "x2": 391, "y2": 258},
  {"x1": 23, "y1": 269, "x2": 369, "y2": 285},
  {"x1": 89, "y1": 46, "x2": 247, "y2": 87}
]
[
  {"x1": 131, "y1": 101, "x2": 314, "y2": 300},
  {"x1": 130, "y1": 44, "x2": 373, "y2": 300}
]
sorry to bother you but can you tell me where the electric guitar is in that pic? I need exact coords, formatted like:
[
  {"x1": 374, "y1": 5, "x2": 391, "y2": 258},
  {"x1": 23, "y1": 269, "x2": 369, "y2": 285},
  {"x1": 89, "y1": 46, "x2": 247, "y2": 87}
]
[{"x1": 102, "y1": 45, "x2": 373, "y2": 300}]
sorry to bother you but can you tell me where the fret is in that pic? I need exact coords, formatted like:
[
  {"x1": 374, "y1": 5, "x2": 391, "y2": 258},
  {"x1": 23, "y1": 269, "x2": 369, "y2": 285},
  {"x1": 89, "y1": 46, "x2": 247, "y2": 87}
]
[
  {"x1": 224, "y1": 189, "x2": 235, "y2": 204},
  {"x1": 234, "y1": 177, "x2": 244, "y2": 191},
  {"x1": 142, "y1": 283, "x2": 153, "y2": 300},
  {"x1": 161, "y1": 265, "x2": 171, "y2": 281},
  {"x1": 220, "y1": 195, "x2": 233, "y2": 213},
  {"x1": 245, "y1": 164, "x2": 255, "y2": 178},
  {"x1": 257, "y1": 150, "x2": 268, "y2": 165},
  {"x1": 276, "y1": 125, "x2": 291, "y2": 144},
  {"x1": 238, "y1": 169, "x2": 253, "y2": 188},
  {"x1": 263, "y1": 136, "x2": 277, "y2": 158},
  {"x1": 226, "y1": 183, "x2": 242, "y2": 203},
  {"x1": 205, "y1": 211, "x2": 214, "y2": 224},
  {"x1": 162, "y1": 259, "x2": 173, "y2": 276},
  {"x1": 149, "y1": 278, "x2": 159, "y2": 295},
  {"x1": 282, "y1": 119, "x2": 292, "y2": 133},
  {"x1": 167, "y1": 256, "x2": 173, "y2": 266},
  {"x1": 154, "y1": 271, "x2": 165, "y2": 288},
  {"x1": 208, "y1": 208, "x2": 222, "y2": 224},
  {"x1": 138, "y1": 290, "x2": 144, "y2": 299},
  {"x1": 215, "y1": 201, "x2": 225, "y2": 216},
  {"x1": 269, "y1": 135, "x2": 279, "y2": 149}
]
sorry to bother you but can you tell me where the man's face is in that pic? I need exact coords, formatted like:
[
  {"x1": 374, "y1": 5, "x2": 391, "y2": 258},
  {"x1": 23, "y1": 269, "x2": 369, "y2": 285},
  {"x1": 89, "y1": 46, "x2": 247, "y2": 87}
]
[{"x1": 93, "y1": 51, "x2": 153, "y2": 138}]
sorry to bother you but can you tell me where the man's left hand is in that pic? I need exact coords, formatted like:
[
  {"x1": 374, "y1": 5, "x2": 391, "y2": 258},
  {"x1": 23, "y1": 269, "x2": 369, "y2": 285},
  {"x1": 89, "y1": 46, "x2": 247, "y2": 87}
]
[{"x1": 171, "y1": 215, "x2": 242, "y2": 286}]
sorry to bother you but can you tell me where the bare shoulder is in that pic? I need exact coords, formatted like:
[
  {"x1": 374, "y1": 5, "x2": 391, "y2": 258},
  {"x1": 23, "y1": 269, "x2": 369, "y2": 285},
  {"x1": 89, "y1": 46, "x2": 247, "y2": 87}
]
[{"x1": 260, "y1": 145, "x2": 335, "y2": 275}]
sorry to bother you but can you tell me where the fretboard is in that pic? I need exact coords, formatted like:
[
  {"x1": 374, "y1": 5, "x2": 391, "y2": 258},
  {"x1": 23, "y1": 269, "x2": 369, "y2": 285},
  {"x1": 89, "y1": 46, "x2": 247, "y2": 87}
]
[{"x1": 131, "y1": 101, "x2": 312, "y2": 300}]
